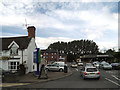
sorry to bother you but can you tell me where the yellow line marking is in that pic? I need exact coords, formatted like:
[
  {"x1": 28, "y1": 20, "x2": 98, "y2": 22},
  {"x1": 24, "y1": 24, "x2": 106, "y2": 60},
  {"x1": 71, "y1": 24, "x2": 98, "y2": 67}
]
[{"x1": 0, "y1": 83, "x2": 30, "y2": 87}]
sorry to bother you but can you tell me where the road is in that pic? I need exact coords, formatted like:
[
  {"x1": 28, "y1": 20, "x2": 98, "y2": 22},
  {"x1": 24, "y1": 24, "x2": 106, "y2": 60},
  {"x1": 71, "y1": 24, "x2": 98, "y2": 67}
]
[{"x1": 2, "y1": 64, "x2": 120, "y2": 89}]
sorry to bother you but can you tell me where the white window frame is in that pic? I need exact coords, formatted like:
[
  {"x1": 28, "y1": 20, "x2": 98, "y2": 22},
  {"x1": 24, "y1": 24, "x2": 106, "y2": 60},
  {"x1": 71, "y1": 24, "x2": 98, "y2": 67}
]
[{"x1": 8, "y1": 61, "x2": 19, "y2": 71}]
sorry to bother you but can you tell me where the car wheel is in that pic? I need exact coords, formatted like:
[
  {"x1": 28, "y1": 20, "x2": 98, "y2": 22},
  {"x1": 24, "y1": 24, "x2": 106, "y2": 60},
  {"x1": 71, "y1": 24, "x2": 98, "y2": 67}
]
[{"x1": 59, "y1": 69, "x2": 63, "y2": 72}]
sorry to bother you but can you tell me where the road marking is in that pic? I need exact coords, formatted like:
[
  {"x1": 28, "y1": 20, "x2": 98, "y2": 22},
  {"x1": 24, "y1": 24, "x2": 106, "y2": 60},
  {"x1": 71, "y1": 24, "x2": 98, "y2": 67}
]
[
  {"x1": 76, "y1": 69, "x2": 78, "y2": 71},
  {"x1": 105, "y1": 78, "x2": 120, "y2": 86},
  {"x1": 0, "y1": 83, "x2": 30, "y2": 87},
  {"x1": 112, "y1": 75, "x2": 120, "y2": 81}
]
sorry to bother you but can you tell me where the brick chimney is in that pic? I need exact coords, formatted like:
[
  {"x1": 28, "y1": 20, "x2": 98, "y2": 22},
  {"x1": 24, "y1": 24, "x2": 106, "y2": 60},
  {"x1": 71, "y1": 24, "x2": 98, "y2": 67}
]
[{"x1": 27, "y1": 26, "x2": 36, "y2": 38}]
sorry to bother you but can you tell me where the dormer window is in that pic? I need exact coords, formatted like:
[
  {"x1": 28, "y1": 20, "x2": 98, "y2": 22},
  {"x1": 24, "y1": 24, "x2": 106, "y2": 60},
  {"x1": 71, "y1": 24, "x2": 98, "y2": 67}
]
[
  {"x1": 10, "y1": 47, "x2": 18, "y2": 55},
  {"x1": 8, "y1": 41, "x2": 19, "y2": 56}
]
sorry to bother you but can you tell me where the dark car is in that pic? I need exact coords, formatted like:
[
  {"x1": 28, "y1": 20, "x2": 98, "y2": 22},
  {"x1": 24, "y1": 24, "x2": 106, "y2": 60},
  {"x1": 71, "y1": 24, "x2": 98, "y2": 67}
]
[{"x1": 111, "y1": 63, "x2": 120, "y2": 70}]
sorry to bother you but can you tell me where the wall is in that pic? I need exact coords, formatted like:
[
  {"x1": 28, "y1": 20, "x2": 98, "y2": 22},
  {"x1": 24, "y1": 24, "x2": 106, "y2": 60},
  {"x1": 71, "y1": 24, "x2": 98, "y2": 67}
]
[
  {"x1": 0, "y1": 60, "x2": 8, "y2": 70},
  {"x1": 27, "y1": 38, "x2": 36, "y2": 72}
]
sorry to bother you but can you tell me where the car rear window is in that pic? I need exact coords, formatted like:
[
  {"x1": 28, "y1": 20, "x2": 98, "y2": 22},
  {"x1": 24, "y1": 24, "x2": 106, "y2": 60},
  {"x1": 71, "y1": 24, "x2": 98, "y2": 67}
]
[{"x1": 87, "y1": 68, "x2": 97, "y2": 72}]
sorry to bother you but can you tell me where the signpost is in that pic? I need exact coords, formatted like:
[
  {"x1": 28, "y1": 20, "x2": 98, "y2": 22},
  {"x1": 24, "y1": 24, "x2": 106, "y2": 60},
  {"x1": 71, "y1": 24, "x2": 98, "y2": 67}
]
[{"x1": 33, "y1": 48, "x2": 41, "y2": 75}]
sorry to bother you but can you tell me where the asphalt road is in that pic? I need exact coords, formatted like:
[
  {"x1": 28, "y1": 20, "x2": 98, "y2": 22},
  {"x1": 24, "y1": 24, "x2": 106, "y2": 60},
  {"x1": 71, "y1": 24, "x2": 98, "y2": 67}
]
[{"x1": 4, "y1": 65, "x2": 120, "y2": 89}]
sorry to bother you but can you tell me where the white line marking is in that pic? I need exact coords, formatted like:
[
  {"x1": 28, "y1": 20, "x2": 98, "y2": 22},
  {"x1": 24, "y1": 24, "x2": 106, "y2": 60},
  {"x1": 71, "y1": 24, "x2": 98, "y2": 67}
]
[
  {"x1": 105, "y1": 78, "x2": 120, "y2": 86},
  {"x1": 76, "y1": 69, "x2": 78, "y2": 71},
  {"x1": 112, "y1": 75, "x2": 120, "y2": 81}
]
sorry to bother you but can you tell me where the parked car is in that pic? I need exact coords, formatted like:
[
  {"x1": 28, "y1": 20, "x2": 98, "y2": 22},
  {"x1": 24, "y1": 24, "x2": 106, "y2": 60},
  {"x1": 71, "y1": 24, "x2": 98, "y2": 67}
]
[
  {"x1": 85, "y1": 63, "x2": 93, "y2": 67},
  {"x1": 101, "y1": 63, "x2": 112, "y2": 70},
  {"x1": 78, "y1": 62, "x2": 83, "y2": 69},
  {"x1": 71, "y1": 62, "x2": 77, "y2": 68},
  {"x1": 111, "y1": 63, "x2": 120, "y2": 70},
  {"x1": 93, "y1": 62, "x2": 100, "y2": 68},
  {"x1": 80, "y1": 66, "x2": 100, "y2": 80},
  {"x1": 78, "y1": 62, "x2": 83, "y2": 66},
  {"x1": 45, "y1": 64, "x2": 64, "y2": 72}
]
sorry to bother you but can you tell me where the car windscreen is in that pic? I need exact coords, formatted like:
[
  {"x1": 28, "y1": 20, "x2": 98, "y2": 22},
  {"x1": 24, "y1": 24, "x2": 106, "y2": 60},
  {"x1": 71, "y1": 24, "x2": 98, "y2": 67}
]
[{"x1": 87, "y1": 68, "x2": 97, "y2": 72}]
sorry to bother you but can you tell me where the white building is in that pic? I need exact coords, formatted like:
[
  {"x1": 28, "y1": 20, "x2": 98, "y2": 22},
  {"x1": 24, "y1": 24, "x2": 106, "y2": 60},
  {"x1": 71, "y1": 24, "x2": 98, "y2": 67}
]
[{"x1": 0, "y1": 26, "x2": 37, "y2": 74}]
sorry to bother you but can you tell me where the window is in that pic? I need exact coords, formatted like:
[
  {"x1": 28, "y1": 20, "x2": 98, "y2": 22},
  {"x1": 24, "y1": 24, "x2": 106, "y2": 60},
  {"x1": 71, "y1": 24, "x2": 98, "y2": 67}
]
[
  {"x1": 54, "y1": 53, "x2": 56, "y2": 55},
  {"x1": 8, "y1": 61, "x2": 19, "y2": 70},
  {"x1": 10, "y1": 48, "x2": 18, "y2": 55},
  {"x1": 10, "y1": 43, "x2": 18, "y2": 55},
  {"x1": 51, "y1": 56, "x2": 53, "y2": 58},
  {"x1": 46, "y1": 53, "x2": 48, "y2": 55}
]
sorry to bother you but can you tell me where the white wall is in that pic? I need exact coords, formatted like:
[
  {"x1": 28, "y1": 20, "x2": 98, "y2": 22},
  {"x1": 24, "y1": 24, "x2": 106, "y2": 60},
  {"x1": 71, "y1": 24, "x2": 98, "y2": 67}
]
[
  {"x1": 27, "y1": 38, "x2": 37, "y2": 73},
  {"x1": 0, "y1": 60, "x2": 8, "y2": 70}
]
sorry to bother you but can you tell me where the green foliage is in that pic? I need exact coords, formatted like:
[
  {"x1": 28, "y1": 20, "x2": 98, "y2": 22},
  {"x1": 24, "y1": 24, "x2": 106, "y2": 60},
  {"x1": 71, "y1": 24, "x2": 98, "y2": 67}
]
[{"x1": 48, "y1": 40, "x2": 99, "y2": 62}]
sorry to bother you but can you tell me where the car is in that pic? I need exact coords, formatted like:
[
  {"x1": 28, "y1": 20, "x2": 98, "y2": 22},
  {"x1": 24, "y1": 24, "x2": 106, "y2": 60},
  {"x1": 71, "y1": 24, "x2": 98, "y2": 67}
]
[
  {"x1": 99, "y1": 61, "x2": 108, "y2": 69},
  {"x1": 85, "y1": 63, "x2": 93, "y2": 67},
  {"x1": 101, "y1": 63, "x2": 112, "y2": 70},
  {"x1": 78, "y1": 62, "x2": 83, "y2": 66},
  {"x1": 93, "y1": 62, "x2": 100, "y2": 68},
  {"x1": 80, "y1": 66, "x2": 100, "y2": 80},
  {"x1": 71, "y1": 62, "x2": 78, "y2": 68},
  {"x1": 45, "y1": 64, "x2": 64, "y2": 72},
  {"x1": 111, "y1": 63, "x2": 120, "y2": 70}
]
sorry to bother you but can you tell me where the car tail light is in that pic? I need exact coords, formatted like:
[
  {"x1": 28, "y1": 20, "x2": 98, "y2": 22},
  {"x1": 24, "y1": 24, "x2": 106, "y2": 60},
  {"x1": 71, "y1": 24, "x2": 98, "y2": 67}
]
[
  {"x1": 85, "y1": 72, "x2": 87, "y2": 75},
  {"x1": 98, "y1": 72, "x2": 100, "y2": 74}
]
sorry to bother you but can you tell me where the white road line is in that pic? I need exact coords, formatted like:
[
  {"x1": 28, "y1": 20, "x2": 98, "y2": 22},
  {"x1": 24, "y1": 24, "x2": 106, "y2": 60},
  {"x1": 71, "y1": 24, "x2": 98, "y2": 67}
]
[
  {"x1": 105, "y1": 78, "x2": 120, "y2": 86},
  {"x1": 76, "y1": 69, "x2": 78, "y2": 71},
  {"x1": 112, "y1": 75, "x2": 120, "y2": 81}
]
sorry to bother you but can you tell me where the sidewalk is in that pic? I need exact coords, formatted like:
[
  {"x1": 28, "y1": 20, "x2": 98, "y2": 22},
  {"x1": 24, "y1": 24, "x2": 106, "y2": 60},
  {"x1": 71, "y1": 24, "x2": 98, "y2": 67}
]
[
  {"x1": 16, "y1": 69, "x2": 72, "y2": 83},
  {"x1": 1, "y1": 69, "x2": 72, "y2": 87}
]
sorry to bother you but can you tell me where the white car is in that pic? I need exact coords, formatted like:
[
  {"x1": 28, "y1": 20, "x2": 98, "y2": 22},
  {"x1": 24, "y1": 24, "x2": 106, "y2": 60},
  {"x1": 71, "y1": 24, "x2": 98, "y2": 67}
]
[
  {"x1": 93, "y1": 62, "x2": 100, "y2": 68},
  {"x1": 78, "y1": 62, "x2": 83, "y2": 66},
  {"x1": 71, "y1": 62, "x2": 77, "y2": 68},
  {"x1": 80, "y1": 66, "x2": 100, "y2": 80},
  {"x1": 102, "y1": 63, "x2": 112, "y2": 70}
]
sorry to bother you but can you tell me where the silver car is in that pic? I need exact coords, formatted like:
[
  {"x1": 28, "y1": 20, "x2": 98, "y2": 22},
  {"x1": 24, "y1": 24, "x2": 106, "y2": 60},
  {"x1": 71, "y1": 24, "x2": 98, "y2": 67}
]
[
  {"x1": 80, "y1": 66, "x2": 100, "y2": 80},
  {"x1": 45, "y1": 64, "x2": 64, "y2": 72},
  {"x1": 102, "y1": 63, "x2": 112, "y2": 70}
]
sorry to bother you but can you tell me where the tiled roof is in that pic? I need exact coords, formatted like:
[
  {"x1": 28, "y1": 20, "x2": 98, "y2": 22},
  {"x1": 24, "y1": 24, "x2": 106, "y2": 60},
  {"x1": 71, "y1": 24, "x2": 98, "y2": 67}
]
[{"x1": 1, "y1": 36, "x2": 32, "y2": 50}]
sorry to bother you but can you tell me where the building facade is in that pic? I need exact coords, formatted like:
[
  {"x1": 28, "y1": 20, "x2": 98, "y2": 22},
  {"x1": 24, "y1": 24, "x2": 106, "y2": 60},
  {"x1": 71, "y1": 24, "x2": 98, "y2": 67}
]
[
  {"x1": 41, "y1": 49, "x2": 67, "y2": 64},
  {"x1": 41, "y1": 49, "x2": 59, "y2": 64},
  {"x1": 0, "y1": 26, "x2": 37, "y2": 74}
]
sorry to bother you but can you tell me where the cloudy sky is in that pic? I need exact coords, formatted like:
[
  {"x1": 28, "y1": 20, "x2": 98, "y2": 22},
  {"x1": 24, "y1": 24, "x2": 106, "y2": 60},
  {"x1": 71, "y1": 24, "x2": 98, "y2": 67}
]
[{"x1": 0, "y1": 0, "x2": 119, "y2": 52}]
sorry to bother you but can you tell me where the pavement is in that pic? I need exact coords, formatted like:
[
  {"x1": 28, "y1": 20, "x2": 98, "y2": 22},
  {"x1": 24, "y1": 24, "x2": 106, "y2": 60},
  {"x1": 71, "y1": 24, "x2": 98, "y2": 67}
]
[{"x1": 0, "y1": 68, "x2": 72, "y2": 87}]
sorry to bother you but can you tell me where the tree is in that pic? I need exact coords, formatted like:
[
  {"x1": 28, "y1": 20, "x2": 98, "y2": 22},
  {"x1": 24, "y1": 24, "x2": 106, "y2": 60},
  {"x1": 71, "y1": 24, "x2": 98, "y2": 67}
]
[{"x1": 48, "y1": 40, "x2": 99, "y2": 62}]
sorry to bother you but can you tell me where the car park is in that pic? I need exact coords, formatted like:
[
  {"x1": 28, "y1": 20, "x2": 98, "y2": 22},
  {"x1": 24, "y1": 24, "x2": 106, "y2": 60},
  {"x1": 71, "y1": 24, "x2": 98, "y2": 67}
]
[
  {"x1": 80, "y1": 66, "x2": 100, "y2": 80},
  {"x1": 45, "y1": 64, "x2": 64, "y2": 72}
]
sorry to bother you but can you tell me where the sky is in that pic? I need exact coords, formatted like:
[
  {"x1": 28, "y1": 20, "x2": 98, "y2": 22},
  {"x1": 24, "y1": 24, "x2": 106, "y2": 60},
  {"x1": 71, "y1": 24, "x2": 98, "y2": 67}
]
[{"x1": 0, "y1": 0, "x2": 119, "y2": 52}]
